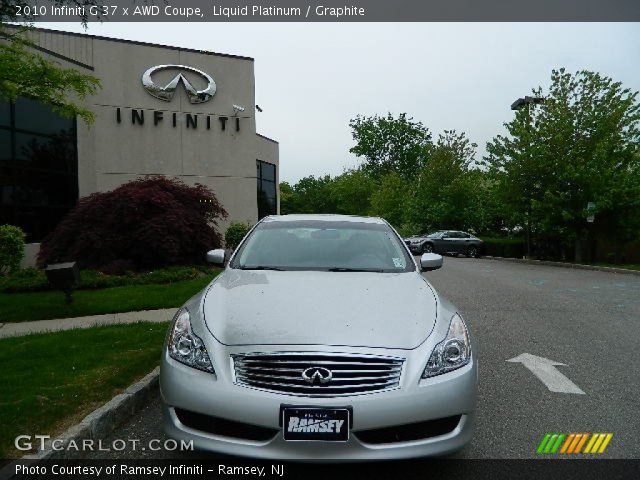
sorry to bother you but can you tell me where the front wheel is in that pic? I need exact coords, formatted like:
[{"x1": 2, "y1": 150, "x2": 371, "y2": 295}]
[
  {"x1": 423, "y1": 243, "x2": 434, "y2": 254},
  {"x1": 466, "y1": 246, "x2": 479, "y2": 258}
]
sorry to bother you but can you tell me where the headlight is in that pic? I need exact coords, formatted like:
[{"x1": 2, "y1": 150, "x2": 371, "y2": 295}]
[
  {"x1": 168, "y1": 308, "x2": 215, "y2": 374},
  {"x1": 422, "y1": 313, "x2": 471, "y2": 378}
]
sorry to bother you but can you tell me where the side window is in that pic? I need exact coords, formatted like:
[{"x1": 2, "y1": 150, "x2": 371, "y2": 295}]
[{"x1": 458, "y1": 232, "x2": 470, "y2": 238}]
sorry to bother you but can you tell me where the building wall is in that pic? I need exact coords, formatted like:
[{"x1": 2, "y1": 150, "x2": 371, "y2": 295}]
[{"x1": 23, "y1": 27, "x2": 278, "y2": 230}]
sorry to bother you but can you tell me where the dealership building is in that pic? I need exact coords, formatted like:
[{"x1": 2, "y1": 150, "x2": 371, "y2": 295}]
[{"x1": 1, "y1": 27, "x2": 279, "y2": 264}]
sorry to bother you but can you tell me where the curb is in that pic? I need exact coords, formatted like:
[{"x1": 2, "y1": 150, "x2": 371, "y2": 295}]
[
  {"x1": 0, "y1": 367, "x2": 160, "y2": 478},
  {"x1": 484, "y1": 256, "x2": 640, "y2": 276}
]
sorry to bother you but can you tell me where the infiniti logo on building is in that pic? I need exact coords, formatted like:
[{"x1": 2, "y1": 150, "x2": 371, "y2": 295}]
[
  {"x1": 141, "y1": 65, "x2": 216, "y2": 104},
  {"x1": 302, "y1": 367, "x2": 333, "y2": 385}
]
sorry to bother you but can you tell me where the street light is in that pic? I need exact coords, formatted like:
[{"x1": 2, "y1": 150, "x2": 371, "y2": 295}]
[
  {"x1": 511, "y1": 95, "x2": 545, "y2": 259},
  {"x1": 511, "y1": 96, "x2": 544, "y2": 111}
]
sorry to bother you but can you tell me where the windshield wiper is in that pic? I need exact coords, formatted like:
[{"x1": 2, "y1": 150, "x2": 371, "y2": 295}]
[
  {"x1": 239, "y1": 266, "x2": 285, "y2": 271},
  {"x1": 327, "y1": 267, "x2": 385, "y2": 273}
]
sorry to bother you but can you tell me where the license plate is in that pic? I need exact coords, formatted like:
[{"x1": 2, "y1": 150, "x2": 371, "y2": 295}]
[{"x1": 282, "y1": 407, "x2": 350, "y2": 441}]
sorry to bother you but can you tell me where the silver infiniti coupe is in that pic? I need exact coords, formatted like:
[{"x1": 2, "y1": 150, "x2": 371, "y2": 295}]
[{"x1": 160, "y1": 214, "x2": 477, "y2": 460}]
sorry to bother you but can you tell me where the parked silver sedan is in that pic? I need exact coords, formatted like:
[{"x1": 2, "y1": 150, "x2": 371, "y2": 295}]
[{"x1": 160, "y1": 214, "x2": 477, "y2": 460}]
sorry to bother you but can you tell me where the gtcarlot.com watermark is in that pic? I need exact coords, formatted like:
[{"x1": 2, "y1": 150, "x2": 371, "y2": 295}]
[{"x1": 15, "y1": 435, "x2": 194, "y2": 452}]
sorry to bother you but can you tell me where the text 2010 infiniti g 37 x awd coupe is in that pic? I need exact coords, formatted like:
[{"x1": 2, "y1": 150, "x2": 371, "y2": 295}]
[{"x1": 160, "y1": 215, "x2": 477, "y2": 460}]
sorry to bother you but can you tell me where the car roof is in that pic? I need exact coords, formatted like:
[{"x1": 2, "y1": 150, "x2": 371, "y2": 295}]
[{"x1": 262, "y1": 214, "x2": 386, "y2": 225}]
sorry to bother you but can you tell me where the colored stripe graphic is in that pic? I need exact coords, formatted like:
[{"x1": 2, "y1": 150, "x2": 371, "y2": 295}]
[
  {"x1": 537, "y1": 433, "x2": 566, "y2": 454},
  {"x1": 536, "y1": 433, "x2": 613, "y2": 455},
  {"x1": 550, "y1": 434, "x2": 565, "y2": 453},
  {"x1": 584, "y1": 433, "x2": 599, "y2": 453},
  {"x1": 584, "y1": 433, "x2": 614, "y2": 454},
  {"x1": 537, "y1": 434, "x2": 552, "y2": 454},
  {"x1": 598, "y1": 433, "x2": 613, "y2": 453},
  {"x1": 574, "y1": 433, "x2": 589, "y2": 453},
  {"x1": 567, "y1": 433, "x2": 584, "y2": 453},
  {"x1": 542, "y1": 433, "x2": 614, "y2": 454}
]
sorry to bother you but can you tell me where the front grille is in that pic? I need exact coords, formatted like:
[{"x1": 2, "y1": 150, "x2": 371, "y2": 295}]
[
  {"x1": 355, "y1": 415, "x2": 462, "y2": 444},
  {"x1": 232, "y1": 352, "x2": 404, "y2": 397}
]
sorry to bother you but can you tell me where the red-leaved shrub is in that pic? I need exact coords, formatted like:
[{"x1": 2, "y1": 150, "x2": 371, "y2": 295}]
[{"x1": 39, "y1": 176, "x2": 228, "y2": 270}]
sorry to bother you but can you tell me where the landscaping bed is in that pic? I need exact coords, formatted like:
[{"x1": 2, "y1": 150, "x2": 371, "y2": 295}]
[{"x1": 0, "y1": 265, "x2": 217, "y2": 294}]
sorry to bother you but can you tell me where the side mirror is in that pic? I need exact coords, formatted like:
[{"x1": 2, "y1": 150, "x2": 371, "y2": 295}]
[
  {"x1": 420, "y1": 253, "x2": 443, "y2": 271},
  {"x1": 206, "y1": 249, "x2": 226, "y2": 266}
]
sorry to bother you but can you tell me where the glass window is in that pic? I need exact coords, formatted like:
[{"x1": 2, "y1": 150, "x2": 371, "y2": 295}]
[
  {"x1": 257, "y1": 160, "x2": 277, "y2": 219},
  {"x1": 232, "y1": 220, "x2": 414, "y2": 273},
  {"x1": 14, "y1": 97, "x2": 74, "y2": 135},
  {"x1": 0, "y1": 101, "x2": 10, "y2": 127},
  {"x1": 0, "y1": 98, "x2": 77, "y2": 242},
  {"x1": 0, "y1": 129, "x2": 11, "y2": 162},
  {"x1": 261, "y1": 162, "x2": 276, "y2": 182}
]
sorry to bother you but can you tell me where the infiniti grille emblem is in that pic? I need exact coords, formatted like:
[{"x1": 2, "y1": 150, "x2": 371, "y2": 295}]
[{"x1": 301, "y1": 367, "x2": 333, "y2": 385}]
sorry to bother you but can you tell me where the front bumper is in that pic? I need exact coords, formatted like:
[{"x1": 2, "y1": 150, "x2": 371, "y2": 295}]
[{"x1": 160, "y1": 344, "x2": 477, "y2": 460}]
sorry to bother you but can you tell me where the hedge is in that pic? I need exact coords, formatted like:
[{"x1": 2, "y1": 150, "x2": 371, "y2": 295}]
[
  {"x1": 0, "y1": 265, "x2": 215, "y2": 294},
  {"x1": 480, "y1": 237, "x2": 525, "y2": 259}
]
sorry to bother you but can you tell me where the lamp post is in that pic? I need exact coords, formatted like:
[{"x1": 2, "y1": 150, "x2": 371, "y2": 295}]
[{"x1": 511, "y1": 95, "x2": 544, "y2": 259}]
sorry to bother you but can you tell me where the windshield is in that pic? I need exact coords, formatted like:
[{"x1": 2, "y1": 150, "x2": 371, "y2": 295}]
[{"x1": 231, "y1": 220, "x2": 415, "y2": 273}]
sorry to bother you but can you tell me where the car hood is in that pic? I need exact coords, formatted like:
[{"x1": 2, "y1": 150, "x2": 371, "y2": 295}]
[{"x1": 203, "y1": 269, "x2": 438, "y2": 349}]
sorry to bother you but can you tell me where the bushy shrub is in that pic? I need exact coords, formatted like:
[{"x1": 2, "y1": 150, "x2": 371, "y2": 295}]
[
  {"x1": 225, "y1": 222, "x2": 253, "y2": 250},
  {"x1": 481, "y1": 237, "x2": 525, "y2": 258},
  {"x1": 38, "y1": 177, "x2": 228, "y2": 270},
  {"x1": 0, "y1": 225, "x2": 26, "y2": 275}
]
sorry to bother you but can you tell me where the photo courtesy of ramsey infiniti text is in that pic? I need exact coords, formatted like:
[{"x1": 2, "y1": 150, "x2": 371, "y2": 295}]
[{"x1": 160, "y1": 215, "x2": 477, "y2": 460}]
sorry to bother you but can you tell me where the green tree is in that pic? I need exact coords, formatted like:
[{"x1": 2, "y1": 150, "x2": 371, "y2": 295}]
[
  {"x1": 284, "y1": 175, "x2": 339, "y2": 214},
  {"x1": 279, "y1": 181, "x2": 296, "y2": 215},
  {"x1": 330, "y1": 169, "x2": 376, "y2": 216},
  {"x1": 407, "y1": 130, "x2": 496, "y2": 235},
  {"x1": 369, "y1": 172, "x2": 413, "y2": 234},
  {"x1": 1, "y1": 2, "x2": 101, "y2": 123},
  {"x1": 484, "y1": 69, "x2": 640, "y2": 261},
  {"x1": 349, "y1": 113, "x2": 433, "y2": 180}
]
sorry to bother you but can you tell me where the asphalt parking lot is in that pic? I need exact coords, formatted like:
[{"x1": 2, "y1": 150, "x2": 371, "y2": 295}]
[{"x1": 82, "y1": 257, "x2": 640, "y2": 460}]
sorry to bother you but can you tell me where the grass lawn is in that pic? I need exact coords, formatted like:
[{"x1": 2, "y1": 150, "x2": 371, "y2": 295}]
[
  {"x1": 0, "y1": 322, "x2": 168, "y2": 458},
  {"x1": 0, "y1": 276, "x2": 214, "y2": 323}
]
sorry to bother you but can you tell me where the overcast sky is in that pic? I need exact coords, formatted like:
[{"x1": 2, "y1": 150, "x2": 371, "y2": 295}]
[{"x1": 39, "y1": 22, "x2": 640, "y2": 183}]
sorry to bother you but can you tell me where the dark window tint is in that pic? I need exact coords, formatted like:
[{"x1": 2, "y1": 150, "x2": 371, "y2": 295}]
[
  {"x1": 0, "y1": 130, "x2": 11, "y2": 162},
  {"x1": 14, "y1": 97, "x2": 74, "y2": 136},
  {"x1": 0, "y1": 102, "x2": 9, "y2": 127},
  {"x1": 0, "y1": 99, "x2": 78, "y2": 242},
  {"x1": 257, "y1": 160, "x2": 277, "y2": 219}
]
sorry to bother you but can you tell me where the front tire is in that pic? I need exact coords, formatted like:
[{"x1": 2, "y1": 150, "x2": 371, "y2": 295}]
[
  {"x1": 466, "y1": 246, "x2": 478, "y2": 258},
  {"x1": 423, "y1": 243, "x2": 433, "y2": 254}
]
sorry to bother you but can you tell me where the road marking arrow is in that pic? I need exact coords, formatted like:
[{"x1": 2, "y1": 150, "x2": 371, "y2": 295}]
[{"x1": 507, "y1": 353, "x2": 585, "y2": 394}]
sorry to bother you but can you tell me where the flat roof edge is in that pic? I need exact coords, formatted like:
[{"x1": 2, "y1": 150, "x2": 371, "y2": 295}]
[
  {"x1": 4, "y1": 24, "x2": 254, "y2": 61},
  {"x1": 256, "y1": 133, "x2": 279, "y2": 144}
]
